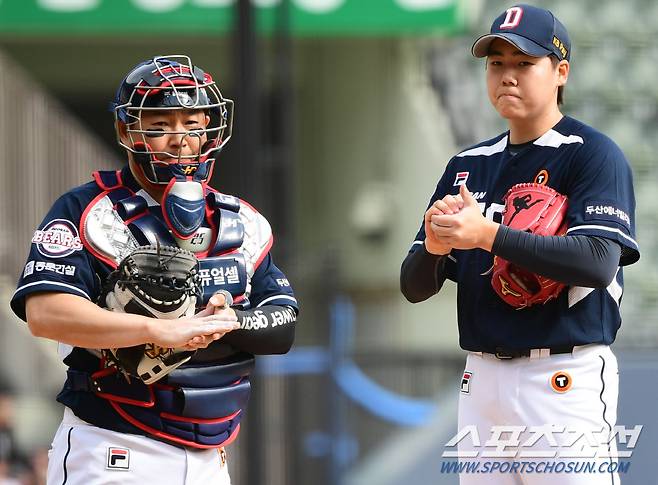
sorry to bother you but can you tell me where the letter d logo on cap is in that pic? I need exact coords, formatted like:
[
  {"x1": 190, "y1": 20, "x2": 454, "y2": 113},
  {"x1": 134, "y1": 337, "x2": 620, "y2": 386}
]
[{"x1": 500, "y1": 6, "x2": 523, "y2": 29}]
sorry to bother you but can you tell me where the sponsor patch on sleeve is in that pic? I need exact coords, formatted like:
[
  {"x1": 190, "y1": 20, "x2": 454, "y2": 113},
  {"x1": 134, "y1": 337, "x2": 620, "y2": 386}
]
[
  {"x1": 583, "y1": 201, "x2": 631, "y2": 228},
  {"x1": 24, "y1": 261, "x2": 76, "y2": 278}
]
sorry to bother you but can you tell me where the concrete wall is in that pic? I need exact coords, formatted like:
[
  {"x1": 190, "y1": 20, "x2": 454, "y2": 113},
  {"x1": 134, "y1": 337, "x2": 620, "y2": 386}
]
[{"x1": 295, "y1": 38, "x2": 461, "y2": 353}]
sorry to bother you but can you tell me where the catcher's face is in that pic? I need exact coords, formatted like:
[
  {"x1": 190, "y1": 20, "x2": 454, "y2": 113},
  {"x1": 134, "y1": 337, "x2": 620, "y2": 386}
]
[
  {"x1": 135, "y1": 109, "x2": 211, "y2": 163},
  {"x1": 485, "y1": 39, "x2": 569, "y2": 122},
  {"x1": 119, "y1": 109, "x2": 211, "y2": 198}
]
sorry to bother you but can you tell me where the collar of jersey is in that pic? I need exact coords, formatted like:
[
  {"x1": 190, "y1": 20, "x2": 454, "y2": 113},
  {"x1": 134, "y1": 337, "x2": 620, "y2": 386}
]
[
  {"x1": 120, "y1": 166, "x2": 144, "y2": 194},
  {"x1": 508, "y1": 139, "x2": 537, "y2": 151},
  {"x1": 507, "y1": 115, "x2": 571, "y2": 149},
  {"x1": 119, "y1": 166, "x2": 161, "y2": 207}
]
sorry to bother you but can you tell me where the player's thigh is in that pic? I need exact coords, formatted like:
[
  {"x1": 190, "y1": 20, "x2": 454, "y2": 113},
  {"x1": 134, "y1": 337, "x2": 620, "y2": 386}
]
[
  {"x1": 517, "y1": 347, "x2": 620, "y2": 485},
  {"x1": 518, "y1": 345, "x2": 619, "y2": 430},
  {"x1": 458, "y1": 355, "x2": 521, "y2": 485},
  {"x1": 186, "y1": 447, "x2": 231, "y2": 484},
  {"x1": 47, "y1": 423, "x2": 186, "y2": 485},
  {"x1": 457, "y1": 354, "x2": 501, "y2": 433}
]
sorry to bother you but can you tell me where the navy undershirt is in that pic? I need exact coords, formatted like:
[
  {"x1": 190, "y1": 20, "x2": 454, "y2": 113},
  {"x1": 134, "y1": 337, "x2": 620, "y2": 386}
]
[{"x1": 400, "y1": 231, "x2": 621, "y2": 304}]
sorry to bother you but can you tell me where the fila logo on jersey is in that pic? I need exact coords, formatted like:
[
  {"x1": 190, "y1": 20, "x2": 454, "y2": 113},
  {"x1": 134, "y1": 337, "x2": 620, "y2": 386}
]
[
  {"x1": 460, "y1": 371, "x2": 473, "y2": 394},
  {"x1": 500, "y1": 6, "x2": 523, "y2": 29},
  {"x1": 107, "y1": 447, "x2": 130, "y2": 470},
  {"x1": 454, "y1": 172, "x2": 469, "y2": 186},
  {"x1": 550, "y1": 371, "x2": 572, "y2": 393}
]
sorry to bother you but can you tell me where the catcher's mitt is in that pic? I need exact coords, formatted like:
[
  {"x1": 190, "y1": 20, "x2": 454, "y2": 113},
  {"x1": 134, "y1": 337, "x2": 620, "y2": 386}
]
[
  {"x1": 491, "y1": 183, "x2": 568, "y2": 309},
  {"x1": 101, "y1": 244, "x2": 202, "y2": 384}
]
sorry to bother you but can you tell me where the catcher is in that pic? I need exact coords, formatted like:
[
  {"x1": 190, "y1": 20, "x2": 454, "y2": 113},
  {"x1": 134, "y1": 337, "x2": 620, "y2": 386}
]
[
  {"x1": 11, "y1": 55, "x2": 298, "y2": 484},
  {"x1": 401, "y1": 5, "x2": 638, "y2": 485}
]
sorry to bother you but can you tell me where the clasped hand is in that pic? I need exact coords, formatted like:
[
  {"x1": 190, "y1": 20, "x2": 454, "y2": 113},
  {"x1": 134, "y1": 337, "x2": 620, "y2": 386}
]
[
  {"x1": 184, "y1": 292, "x2": 239, "y2": 350},
  {"x1": 424, "y1": 184, "x2": 497, "y2": 255}
]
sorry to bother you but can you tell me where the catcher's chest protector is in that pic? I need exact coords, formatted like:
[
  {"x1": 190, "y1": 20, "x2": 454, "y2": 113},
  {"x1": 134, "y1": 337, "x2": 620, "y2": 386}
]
[
  {"x1": 70, "y1": 170, "x2": 270, "y2": 449},
  {"x1": 82, "y1": 170, "x2": 274, "y2": 306}
]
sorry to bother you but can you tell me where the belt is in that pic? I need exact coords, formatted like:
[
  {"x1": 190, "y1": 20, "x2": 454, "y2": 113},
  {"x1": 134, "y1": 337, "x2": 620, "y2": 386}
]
[{"x1": 491, "y1": 346, "x2": 575, "y2": 360}]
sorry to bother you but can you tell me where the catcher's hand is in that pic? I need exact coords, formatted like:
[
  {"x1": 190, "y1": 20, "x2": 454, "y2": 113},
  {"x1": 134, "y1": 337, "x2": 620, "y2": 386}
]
[
  {"x1": 185, "y1": 290, "x2": 236, "y2": 349},
  {"x1": 491, "y1": 183, "x2": 568, "y2": 309},
  {"x1": 101, "y1": 244, "x2": 239, "y2": 383}
]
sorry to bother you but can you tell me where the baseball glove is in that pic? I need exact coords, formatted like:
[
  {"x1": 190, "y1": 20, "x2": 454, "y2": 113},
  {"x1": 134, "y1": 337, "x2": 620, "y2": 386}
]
[
  {"x1": 491, "y1": 183, "x2": 568, "y2": 309},
  {"x1": 101, "y1": 244, "x2": 202, "y2": 384}
]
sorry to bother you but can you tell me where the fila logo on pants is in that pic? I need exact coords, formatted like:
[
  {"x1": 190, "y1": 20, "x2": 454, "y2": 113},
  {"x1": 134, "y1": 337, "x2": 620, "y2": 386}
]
[{"x1": 107, "y1": 447, "x2": 130, "y2": 470}]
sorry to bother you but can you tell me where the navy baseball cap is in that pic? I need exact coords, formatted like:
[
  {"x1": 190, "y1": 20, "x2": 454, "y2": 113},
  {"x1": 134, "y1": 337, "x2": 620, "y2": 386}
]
[{"x1": 472, "y1": 4, "x2": 570, "y2": 61}]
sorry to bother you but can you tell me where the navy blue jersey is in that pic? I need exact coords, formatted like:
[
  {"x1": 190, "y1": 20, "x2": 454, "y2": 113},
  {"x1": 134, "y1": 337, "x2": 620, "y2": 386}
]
[
  {"x1": 409, "y1": 116, "x2": 639, "y2": 352},
  {"x1": 11, "y1": 167, "x2": 298, "y2": 325}
]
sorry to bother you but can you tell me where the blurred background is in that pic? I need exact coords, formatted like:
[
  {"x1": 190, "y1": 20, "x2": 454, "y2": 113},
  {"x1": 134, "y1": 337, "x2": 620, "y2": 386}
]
[{"x1": 0, "y1": 0, "x2": 657, "y2": 484}]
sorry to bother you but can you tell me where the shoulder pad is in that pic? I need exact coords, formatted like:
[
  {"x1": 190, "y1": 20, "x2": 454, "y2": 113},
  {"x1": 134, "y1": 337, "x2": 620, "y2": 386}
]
[
  {"x1": 238, "y1": 201, "x2": 273, "y2": 277},
  {"x1": 92, "y1": 170, "x2": 123, "y2": 191},
  {"x1": 81, "y1": 194, "x2": 139, "y2": 268},
  {"x1": 206, "y1": 191, "x2": 241, "y2": 213}
]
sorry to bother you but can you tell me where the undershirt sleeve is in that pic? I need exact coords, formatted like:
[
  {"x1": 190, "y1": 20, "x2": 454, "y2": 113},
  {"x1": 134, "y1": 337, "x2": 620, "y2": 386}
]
[
  {"x1": 492, "y1": 226, "x2": 621, "y2": 288},
  {"x1": 221, "y1": 305, "x2": 297, "y2": 355},
  {"x1": 400, "y1": 244, "x2": 451, "y2": 303}
]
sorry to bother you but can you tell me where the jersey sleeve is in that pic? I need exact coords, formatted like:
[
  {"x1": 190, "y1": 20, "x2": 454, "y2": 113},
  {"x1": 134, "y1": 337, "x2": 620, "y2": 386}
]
[
  {"x1": 408, "y1": 159, "x2": 458, "y2": 281},
  {"x1": 564, "y1": 135, "x2": 639, "y2": 266},
  {"x1": 249, "y1": 253, "x2": 298, "y2": 313},
  {"x1": 10, "y1": 192, "x2": 101, "y2": 321}
]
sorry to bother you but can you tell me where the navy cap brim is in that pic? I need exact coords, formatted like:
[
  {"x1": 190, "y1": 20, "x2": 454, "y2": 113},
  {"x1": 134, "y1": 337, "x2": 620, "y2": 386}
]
[{"x1": 472, "y1": 33, "x2": 553, "y2": 58}]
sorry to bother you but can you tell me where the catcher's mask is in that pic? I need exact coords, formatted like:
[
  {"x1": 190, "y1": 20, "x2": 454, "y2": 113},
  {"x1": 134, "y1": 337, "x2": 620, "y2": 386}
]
[{"x1": 110, "y1": 54, "x2": 234, "y2": 185}]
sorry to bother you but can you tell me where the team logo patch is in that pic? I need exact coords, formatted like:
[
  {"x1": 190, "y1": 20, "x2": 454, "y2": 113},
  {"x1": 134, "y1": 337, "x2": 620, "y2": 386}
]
[
  {"x1": 460, "y1": 371, "x2": 472, "y2": 394},
  {"x1": 107, "y1": 447, "x2": 130, "y2": 470},
  {"x1": 500, "y1": 6, "x2": 523, "y2": 29},
  {"x1": 534, "y1": 170, "x2": 549, "y2": 185},
  {"x1": 181, "y1": 165, "x2": 197, "y2": 175},
  {"x1": 32, "y1": 219, "x2": 83, "y2": 258},
  {"x1": 550, "y1": 371, "x2": 572, "y2": 393},
  {"x1": 454, "y1": 172, "x2": 469, "y2": 186}
]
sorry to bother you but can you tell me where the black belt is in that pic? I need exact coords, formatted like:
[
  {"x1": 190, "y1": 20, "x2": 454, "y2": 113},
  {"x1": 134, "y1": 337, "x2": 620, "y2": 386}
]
[{"x1": 491, "y1": 346, "x2": 575, "y2": 360}]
